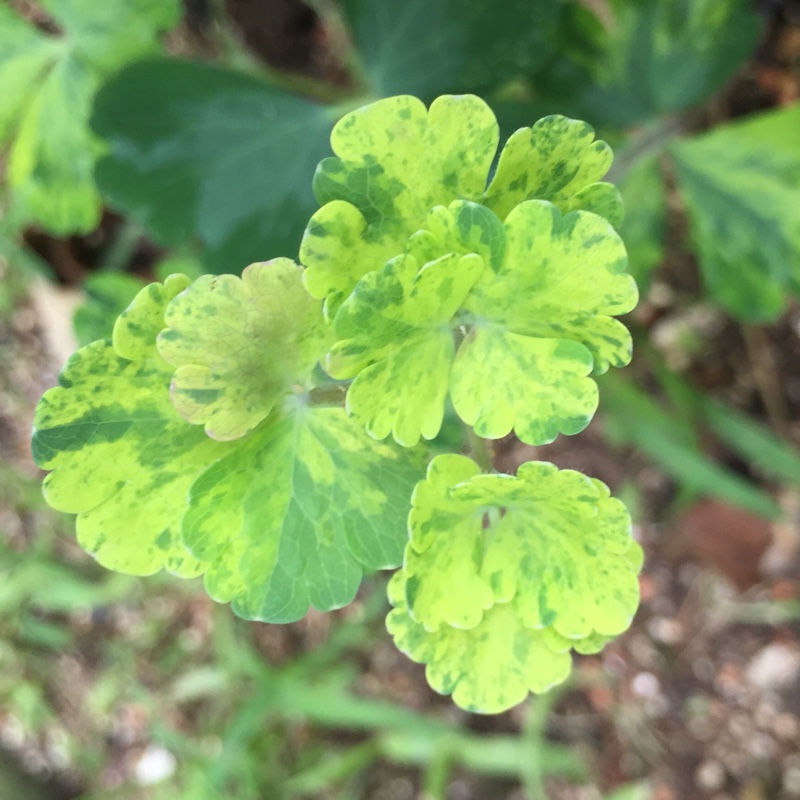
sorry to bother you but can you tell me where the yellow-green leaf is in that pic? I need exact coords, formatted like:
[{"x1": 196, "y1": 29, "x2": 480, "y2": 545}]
[
  {"x1": 32, "y1": 276, "x2": 230, "y2": 576},
  {"x1": 157, "y1": 259, "x2": 329, "y2": 441}
]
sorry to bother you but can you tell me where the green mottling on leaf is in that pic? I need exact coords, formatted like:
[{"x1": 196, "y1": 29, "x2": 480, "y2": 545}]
[
  {"x1": 183, "y1": 405, "x2": 425, "y2": 622},
  {"x1": 451, "y1": 327, "x2": 597, "y2": 443},
  {"x1": 484, "y1": 116, "x2": 618, "y2": 226},
  {"x1": 432, "y1": 200, "x2": 636, "y2": 444},
  {"x1": 301, "y1": 94, "x2": 499, "y2": 303},
  {"x1": 328, "y1": 251, "x2": 484, "y2": 446},
  {"x1": 387, "y1": 571, "x2": 572, "y2": 714},
  {"x1": 403, "y1": 454, "x2": 641, "y2": 640},
  {"x1": 32, "y1": 276, "x2": 229, "y2": 578},
  {"x1": 671, "y1": 104, "x2": 800, "y2": 321},
  {"x1": 463, "y1": 200, "x2": 637, "y2": 373},
  {"x1": 1, "y1": 0, "x2": 180, "y2": 233},
  {"x1": 157, "y1": 259, "x2": 329, "y2": 441}
]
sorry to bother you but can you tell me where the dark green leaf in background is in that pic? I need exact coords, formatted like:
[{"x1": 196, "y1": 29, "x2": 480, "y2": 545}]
[
  {"x1": 73, "y1": 272, "x2": 144, "y2": 347},
  {"x1": 0, "y1": 0, "x2": 180, "y2": 234},
  {"x1": 671, "y1": 104, "x2": 800, "y2": 321},
  {"x1": 338, "y1": 0, "x2": 562, "y2": 99},
  {"x1": 92, "y1": 60, "x2": 335, "y2": 271},
  {"x1": 554, "y1": 0, "x2": 762, "y2": 128},
  {"x1": 617, "y1": 155, "x2": 666, "y2": 291}
]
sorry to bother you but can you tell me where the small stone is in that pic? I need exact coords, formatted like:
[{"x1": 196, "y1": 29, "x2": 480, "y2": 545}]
[
  {"x1": 692, "y1": 657, "x2": 716, "y2": 682},
  {"x1": 754, "y1": 700, "x2": 779, "y2": 729},
  {"x1": 629, "y1": 633, "x2": 662, "y2": 669},
  {"x1": 631, "y1": 671, "x2": 660, "y2": 699},
  {"x1": 728, "y1": 712, "x2": 754, "y2": 739},
  {"x1": 695, "y1": 759, "x2": 726, "y2": 791},
  {"x1": 745, "y1": 643, "x2": 800, "y2": 691},
  {"x1": 644, "y1": 694, "x2": 670, "y2": 718},
  {"x1": 750, "y1": 733, "x2": 777, "y2": 761},
  {"x1": 773, "y1": 712, "x2": 800, "y2": 741},
  {"x1": 133, "y1": 745, "x2": 176, "y2": 786},
  {"x1": 648, "y1": 617, "x2": 684, "y2": 645},
  {"x1": 783, "y1": 765, "x2": 800, "y2": 796}
]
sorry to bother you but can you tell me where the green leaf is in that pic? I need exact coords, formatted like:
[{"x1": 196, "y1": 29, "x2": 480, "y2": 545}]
[
  {"x1": 600, "y1": 375, "x2": 782, "y2": 519},
  {"x1": 322, "y1": 198, "x2": 635, "y2": 448},
  {"x1": 301, "y1": 94, "x2": 498, "y2": 304},
  {"x1": 183, "y1": 403, "x2": 425, "y2": 622},
  {"x1": 92, "y1": 59, "x2": 335, "y2": 270},
  {"x1": 39, "y1": 0, "x2": 180, "y2": 73},
  {"x1": 604, "y1": 783, "x2": 651, "y2": 800},
  {"x1": 451, "y1": 329, "x2": 596, "y2": 444},
  {"x1": 9, "y1": 57, "x2": 101, "y2": 233},
  {"x1": 651, "y1": 368, "x2": 800, "y2": 492},
  {"x1": 327, "y1": 250, "x2": 483, "y2": 446},
  {"x1": 0, "y1": 6, "x2": 57, "y2": 144},
  {"x1": 73, "y1": 272, "x2": 144, "y2": 347},
  {"x1": 483, "y1": 116, "x2": 619, "y2": 224},
  {"x1": 452, "y1": 201, "x2": 637, "y2": 444},
  {"x1": 572, "y1": 0, "x2": 761, "y2": 127},
  {"x1": 338, "y1": 0, "x2": 562, "y2": 98},
  {"x1": 671, "y1": 105, "x2": 800, "y2": 320},
  {"x1": 387, "y1": 572, "x2": 573, "y2": 714},
  {"x1": 157, "y1": 259, "x2": 329, "y2": 441},
  {"x1": 402, "y1": 454, "x2": 642, "y2": 639},
  {"x1": 702, "y1": 400, "x2": 800, "y2": 490},
  {"x1": 1, "y1": 0, "x2": 179, "y2": 233},
  {"x1": 32, "y1": 275, "x2": 231, "y2": 576},
  {"x1": 617, "y1": 155, "x2": 666, "y2": 291}
]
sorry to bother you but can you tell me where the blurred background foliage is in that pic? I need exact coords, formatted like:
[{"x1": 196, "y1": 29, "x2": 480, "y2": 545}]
[{"x1": 1, "y1": 0, "x2": 800, "y2": 798}]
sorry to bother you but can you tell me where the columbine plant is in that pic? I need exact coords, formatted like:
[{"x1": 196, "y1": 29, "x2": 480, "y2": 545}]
[{"x1": 33, "y1": 94, "x2": 641, "y2": 714}]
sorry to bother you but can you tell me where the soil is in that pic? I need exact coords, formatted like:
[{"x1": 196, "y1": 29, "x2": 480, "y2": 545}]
[{"x1": 2, "y1": 1, "x2": 800, "y2": 799}]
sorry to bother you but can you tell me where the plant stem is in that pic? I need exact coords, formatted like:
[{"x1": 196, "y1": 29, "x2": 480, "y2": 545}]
[
  {"x1": 606, "y1": 112, "x2": 687, "y2": 185},
  {"x1": 100, "y1": 220, "x2": 144, "y2": 273},
  {"x1": 520, "y1": 681, "x2": 570, "y2": 799}
]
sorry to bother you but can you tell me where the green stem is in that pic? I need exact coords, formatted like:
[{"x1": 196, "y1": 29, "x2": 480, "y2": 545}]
[
  {"x1": 100, "y1": 220, "x2": 144, "y2": 273},
  {"x1": 422, "y1": 743, "x2": 454, "y2": 800},
  {"x1": 520, "y1": 681, "x2": 571, "y2": 799},
  {"x1": 605, "y1": 112, "x2": 687, "y2": 185},
  {"x1": 219, "y1": 674, "x2": 584, "y2": 786}
]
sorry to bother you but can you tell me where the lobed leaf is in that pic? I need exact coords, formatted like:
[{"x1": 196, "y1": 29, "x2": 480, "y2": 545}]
[
  {"x1": 483, "y1": 116, "x2": 619, "y2": 224},
  {"x1": 328, "y1": 250, "x2": 484, "y2": 446},
  {"x1": 321, "y1": 195, "x2": 635, "y2": 447},
  {"x1": 403, "y1": 454, "x2": 642, "y2": 639},
  {"x1": 183, "y1": 403, "x2": 426, "y2": 622},
  {"x1": 157, "y1": 259, "x2": 329, "y2": 441},
  {"x1": 32, "y1": 275, "x2": 231, "y2": 576},
  {"x1": 451, "y1": 201, "x2": 636, "y2": 444},
  {"x1": 301, "y1": 94, "x2": 498, "y2": 303},
  {"x1": 387, "y1": 572, "x2": 573, "y2": 714}
]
